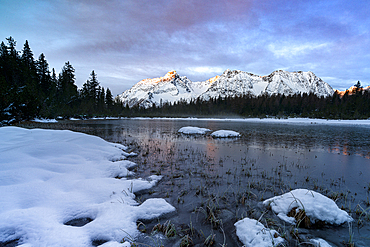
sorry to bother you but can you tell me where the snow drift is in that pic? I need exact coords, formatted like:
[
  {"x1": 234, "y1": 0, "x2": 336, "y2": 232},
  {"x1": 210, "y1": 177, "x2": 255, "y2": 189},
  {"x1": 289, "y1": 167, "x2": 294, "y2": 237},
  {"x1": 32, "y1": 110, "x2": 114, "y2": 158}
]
[{"x1": 0, "y1": 127, "x2": 175, "y2": 246}]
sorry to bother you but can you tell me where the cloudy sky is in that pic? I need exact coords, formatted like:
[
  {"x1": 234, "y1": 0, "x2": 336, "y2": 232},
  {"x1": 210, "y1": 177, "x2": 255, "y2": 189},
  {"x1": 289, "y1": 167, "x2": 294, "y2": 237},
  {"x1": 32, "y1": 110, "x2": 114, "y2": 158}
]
[{"x1": 1, "y1": 0, "x2": 369, "y2": 95}]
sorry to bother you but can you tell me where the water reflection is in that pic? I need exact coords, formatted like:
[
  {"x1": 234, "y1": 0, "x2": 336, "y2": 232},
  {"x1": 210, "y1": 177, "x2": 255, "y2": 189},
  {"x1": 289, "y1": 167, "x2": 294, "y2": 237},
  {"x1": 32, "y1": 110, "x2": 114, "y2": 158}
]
[{"x1": 58, "y1": 118, "x2": 370, "y2": 160}]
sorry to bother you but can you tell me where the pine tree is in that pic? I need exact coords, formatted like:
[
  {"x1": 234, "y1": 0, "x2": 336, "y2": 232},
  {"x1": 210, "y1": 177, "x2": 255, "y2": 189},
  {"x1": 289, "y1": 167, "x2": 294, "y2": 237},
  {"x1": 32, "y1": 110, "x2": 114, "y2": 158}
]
[
  {"x1": 4, "y1": 37, "x2": 20, "y2": 87},
  {"x1": 354, "y1": 81, "x2": 362, "y2": 89},
  {"x1": 81, "y1": 80, "x2": 90, "y2": 99},
  {"x1": 98, "y1": 87, "x2": 105, "y2": 113},
  {"x1": 88, "y1": 70, "x2": 99, "y2": 102},
  {"x1": 57, "y1": 61, "x2": 78, "y2": 115},
  {"x1": 105, "y1": 88, "x2": 113, "y2": 109},
  {"x1": 0, "y1": 41, "x2": 10, "y2": 121},
  {"x1": 81, "y1": 70, "x2": 99, "y2": 102},
  {"x1": 58, "y1": 62, "x2": 77, "y2": 100},
  {"x1": 21, "y1": 40, "x2": 35, "y2": 69},
  {"x1": 354, "y1": 81, "x2": 363, "y2": 95},
  {"x1": 6, "y1": 36, "x2": 18, "y2": 59},
  {"x1": 37, "y1": 53, "x2": 51, "y2": 96},
  {"x1": 20, "y1": 40, "x2": 39, "y2": 119}
]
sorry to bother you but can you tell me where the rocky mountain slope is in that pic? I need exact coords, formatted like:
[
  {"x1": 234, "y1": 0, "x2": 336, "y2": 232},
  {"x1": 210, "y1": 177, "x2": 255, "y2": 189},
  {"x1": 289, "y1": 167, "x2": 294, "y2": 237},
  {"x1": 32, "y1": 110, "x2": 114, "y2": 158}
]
[{"x1": 117, "y1": 69, "x2": 334, "y2": 108}]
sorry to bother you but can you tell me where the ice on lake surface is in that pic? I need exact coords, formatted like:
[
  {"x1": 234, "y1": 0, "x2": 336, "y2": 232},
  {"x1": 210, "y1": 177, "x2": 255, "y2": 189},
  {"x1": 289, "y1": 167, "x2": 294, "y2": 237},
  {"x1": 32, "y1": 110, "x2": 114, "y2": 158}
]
[{"x1": 12, "y1": 118, "x2": 370, "y2": 246}]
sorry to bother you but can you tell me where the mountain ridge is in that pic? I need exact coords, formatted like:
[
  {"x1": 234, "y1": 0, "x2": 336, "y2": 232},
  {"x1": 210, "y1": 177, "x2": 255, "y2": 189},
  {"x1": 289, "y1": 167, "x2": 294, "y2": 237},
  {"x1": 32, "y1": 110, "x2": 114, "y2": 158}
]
[{"x1": 117, "y1": 69, "x2": 335, "y2": 108}]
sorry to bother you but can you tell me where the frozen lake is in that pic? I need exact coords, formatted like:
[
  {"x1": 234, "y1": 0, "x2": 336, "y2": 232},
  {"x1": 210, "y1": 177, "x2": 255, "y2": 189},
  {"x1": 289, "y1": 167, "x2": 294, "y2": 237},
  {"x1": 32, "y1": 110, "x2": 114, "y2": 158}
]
[{"x1": 19, "y1": 118, "x2": 370, "y2": 246}]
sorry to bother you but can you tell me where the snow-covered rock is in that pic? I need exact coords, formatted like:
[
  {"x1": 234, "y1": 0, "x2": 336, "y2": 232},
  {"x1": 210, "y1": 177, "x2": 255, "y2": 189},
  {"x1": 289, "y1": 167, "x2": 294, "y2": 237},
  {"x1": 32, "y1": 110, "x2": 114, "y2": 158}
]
[
  {"x1": 178, "y1": 126, "x2": 211, "y2": 135},
  {"x1": 0, "y1": 127, "x2": 175, "y2": 246},
  {"x1": 234, "y1": 218, "x2": 285, "y2": 247},
  {"x1": 310, "y1": 238, "x2": 333, "y2": 247},
  {"x1": 117, "y1": 70, "x2": 334, "y2": 108},
  {"x1": 263, "y1": 189, "x2": 352, "y2": 225},
  {"x1": 211, "y1": 130, "x2": 240, "y2": 138}
]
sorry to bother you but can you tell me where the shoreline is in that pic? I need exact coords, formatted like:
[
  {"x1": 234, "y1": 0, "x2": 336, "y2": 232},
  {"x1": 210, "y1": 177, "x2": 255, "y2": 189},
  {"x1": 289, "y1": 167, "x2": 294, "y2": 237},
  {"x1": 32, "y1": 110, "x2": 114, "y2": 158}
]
[{"x1": 32, "y1": 116, "x2": 370, "y2": 126}]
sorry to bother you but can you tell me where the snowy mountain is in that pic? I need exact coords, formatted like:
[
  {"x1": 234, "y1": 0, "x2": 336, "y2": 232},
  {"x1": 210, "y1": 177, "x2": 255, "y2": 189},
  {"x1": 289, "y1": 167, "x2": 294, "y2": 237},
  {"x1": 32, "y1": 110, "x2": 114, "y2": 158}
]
[
  {"x1": 117, "y1": 69, "x2": 334, "y2": 108},
  {"x1": 118, "y1": 71, "x2": 195, "y2": 108},
  {"x1": 335, "y1": 85, "x2": 370, "y2": 97},
  {"x1": 264, "y1": 70, "x2": 334, "y2": 97}
]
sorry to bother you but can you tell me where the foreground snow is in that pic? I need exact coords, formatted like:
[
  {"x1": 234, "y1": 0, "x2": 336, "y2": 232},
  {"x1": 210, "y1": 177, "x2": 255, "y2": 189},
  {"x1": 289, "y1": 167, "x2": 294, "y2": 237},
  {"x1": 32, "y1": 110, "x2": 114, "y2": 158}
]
[
  {"x1": 263, "y1": 189, "x2": 352, "y2": 225},
  {"x1": 0, "y1": 127, "x2": 175, "y2": 246},
  {"x1": 211, "y1": 130, "x2": 240, "y2": 138},
  {"x1": 234, "y1": 218, "x2": 284, "y2": 247},
  {"x1": 178, "y1": 126, "x2": 211, "y2": 135}
]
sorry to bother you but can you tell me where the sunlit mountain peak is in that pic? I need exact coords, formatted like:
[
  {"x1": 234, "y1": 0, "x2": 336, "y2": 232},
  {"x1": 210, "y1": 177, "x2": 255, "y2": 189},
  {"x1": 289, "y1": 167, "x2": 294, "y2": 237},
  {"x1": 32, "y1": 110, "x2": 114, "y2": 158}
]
[
  {"x1": 207, "y1": 75, "x2": 220, "y2": 84},
  {"x1": 335, "y1": 85, "x2": 370, "y2": 97},
  {"x1": 160, "y1": 70, "x2": 178, "y2": 82}
]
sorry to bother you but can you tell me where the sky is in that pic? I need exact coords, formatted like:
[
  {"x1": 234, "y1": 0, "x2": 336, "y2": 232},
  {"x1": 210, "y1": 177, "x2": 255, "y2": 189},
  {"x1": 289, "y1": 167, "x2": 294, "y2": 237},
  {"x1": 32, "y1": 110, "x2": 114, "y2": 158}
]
[{"x1": 1, "y1": 0, "x2": 369, "y2": 96}]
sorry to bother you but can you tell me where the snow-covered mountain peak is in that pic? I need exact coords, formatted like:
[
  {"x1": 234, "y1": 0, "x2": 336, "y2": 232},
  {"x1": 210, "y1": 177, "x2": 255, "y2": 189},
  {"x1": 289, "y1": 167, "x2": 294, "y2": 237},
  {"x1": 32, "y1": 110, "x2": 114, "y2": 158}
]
[
  {"x1": 117, "y1": 69, "x2": 334, "y2": 108},
  {"x1": 221, "y1": 69, "x2": 245, "y2": 78},
  {"x1": 137, "y1": 70, "x2": 179, "y2": 86},
  {"x1": 163, "y1": 70, "x2": 179, "y2": 81}
]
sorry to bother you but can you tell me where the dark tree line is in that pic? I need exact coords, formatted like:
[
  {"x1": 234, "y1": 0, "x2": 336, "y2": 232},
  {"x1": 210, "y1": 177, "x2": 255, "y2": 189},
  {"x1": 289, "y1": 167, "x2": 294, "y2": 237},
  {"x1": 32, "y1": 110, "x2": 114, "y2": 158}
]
[
  {"x1": 0, "y1": 37, "x2": 125, "y2": 124},
  {"x1": 133, "y1": 88, "x2": 370, "y2": 120}
]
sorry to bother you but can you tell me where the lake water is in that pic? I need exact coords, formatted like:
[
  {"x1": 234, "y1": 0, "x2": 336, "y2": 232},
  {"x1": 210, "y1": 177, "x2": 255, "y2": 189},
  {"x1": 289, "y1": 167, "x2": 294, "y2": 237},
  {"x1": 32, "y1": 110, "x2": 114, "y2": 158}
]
[{"x1": 20, "y1": 118, "x2": 370, "y2": 246}]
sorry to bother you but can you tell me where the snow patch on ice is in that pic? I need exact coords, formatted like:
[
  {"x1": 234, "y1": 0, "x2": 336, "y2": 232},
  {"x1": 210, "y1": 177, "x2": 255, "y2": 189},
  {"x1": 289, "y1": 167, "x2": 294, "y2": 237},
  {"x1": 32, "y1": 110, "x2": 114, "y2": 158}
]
[
  {"x1": 263, "y1": 189, "x2": 352, "y2": 225},
  {"x1": 178, "y1": 126, "x2": 211, "y2": 134},
  {"x1": 211, "y1": 130, "x2": 240, "y2": 138},
  {"x1": 0, "y1": 127, "x2": 175, "y2": 246},
  {"x1": 234, "y1": 217, "x2": 285, "y2": 247}
]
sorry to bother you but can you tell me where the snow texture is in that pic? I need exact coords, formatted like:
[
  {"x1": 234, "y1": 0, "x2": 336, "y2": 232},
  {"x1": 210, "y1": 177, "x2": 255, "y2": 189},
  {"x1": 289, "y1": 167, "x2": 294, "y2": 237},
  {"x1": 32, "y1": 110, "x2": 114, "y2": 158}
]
[
  {"x1": 234, "y1": 218, "x2": 285, "y2": 247},
  {"x1": 118, "y1": 69, "x2": 334, "y2": 108},
  {"x1": 263, "y1": 189, "x2": 352, "y2": 225},
  {"x1": 178, "y1": 126, "x2": 211, "y2": 134},
  {"x1": 211, "y1": 130, "x2": 240, "y2": 138},
  {"x1": 0, "y1": 127, "x2": 175, "y2": 246},
  {"x1": 310, "y1": 238, "x2": 333, "y2": 247}
]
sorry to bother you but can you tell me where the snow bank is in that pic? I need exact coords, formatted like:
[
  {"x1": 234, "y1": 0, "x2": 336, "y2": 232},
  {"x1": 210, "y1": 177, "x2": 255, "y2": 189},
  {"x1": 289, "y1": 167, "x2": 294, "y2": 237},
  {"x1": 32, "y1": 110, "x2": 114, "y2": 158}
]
[
  {"x1": 178, "y1": 126, "x2": 211, "y2": 134},
  {"x1": 263, "y1": 189, "x2": 352, "y2": 225},
  {"x1": 211, "y1": 130, "x2": 240, "y2": 138},
  {"x1": 0, "y1": 127, "x2": 175, "y2": 246},
  {"x1": 234, "y1": 218, "x2": 284, "y2": 247}
]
